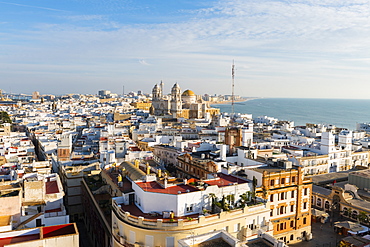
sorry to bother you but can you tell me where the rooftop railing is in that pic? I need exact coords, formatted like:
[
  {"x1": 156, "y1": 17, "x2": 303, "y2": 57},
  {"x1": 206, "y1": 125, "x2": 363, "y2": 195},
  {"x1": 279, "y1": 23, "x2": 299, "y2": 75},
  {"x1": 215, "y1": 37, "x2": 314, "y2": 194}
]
[{"x1": 112, "y1": 199, "x2": 267, "y2": 230}]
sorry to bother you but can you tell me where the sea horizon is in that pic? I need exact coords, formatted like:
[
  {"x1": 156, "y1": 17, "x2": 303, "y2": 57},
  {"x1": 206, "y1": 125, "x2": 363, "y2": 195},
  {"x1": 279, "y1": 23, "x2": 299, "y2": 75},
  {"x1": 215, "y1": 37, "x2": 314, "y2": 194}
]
[{"x1": 212, "y1": 98, "x2": 370, "y2": 130}]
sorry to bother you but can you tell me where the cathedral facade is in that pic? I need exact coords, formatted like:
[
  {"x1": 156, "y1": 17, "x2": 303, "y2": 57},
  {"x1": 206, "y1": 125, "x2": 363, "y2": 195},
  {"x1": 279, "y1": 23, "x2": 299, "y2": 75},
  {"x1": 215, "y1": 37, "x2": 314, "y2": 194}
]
[{"x1": 150, "y1": 82, "x2": 220, "y2": 119}]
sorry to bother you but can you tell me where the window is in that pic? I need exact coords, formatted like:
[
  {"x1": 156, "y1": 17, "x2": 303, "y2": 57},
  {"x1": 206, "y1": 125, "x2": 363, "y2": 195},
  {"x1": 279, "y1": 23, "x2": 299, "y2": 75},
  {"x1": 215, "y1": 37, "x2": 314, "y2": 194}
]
[
  {"x1": 303, "y1": 202, "x2": 307, "y2": 210},
  {"x1": 290, "y1": 205, "x2": 294, "y2": 212},
  {"x1": 270, "y1": 209, "x2": 273, "y2": 217},
  {"x1": 270, "y1": 194, "x2": 274, "y2": 202},
  {"x1": 290, "y1": 220, "x2": 294, "y2": 228},
  {"x1": 186, "y1": 204, "x2": 193, "y2": 212},
  {"x1": 290, "y1": 235, "x2": 294, "y2": 241},
  {"x1": 304, "y1": 188, "x2": 308, "y2": 196},
  {"x1": 292, "y1": 176, "x2": 296, "y2": 183},
  {"x1": 303, "y1": 217, "x2": 307, "y2": 224},
  {"x1": 129, "y1": 231, "x2": 136, "y2": 245},
  {"x1": 280, "y1": 193, "x2": 284, "y2": 200},
  {"x1": 280, "y1": 206, "x2": 284, "y2": 215},
  {"x1": 166, "y1": 237, "x2": 174, "y2": 247},
  {"x1": 317, "y1": 198, "x2": 322, "y2": 207},
  {"x1": 281, "y1": 178, "x2": 285, "y2": 184},
  {"x1": 343, "y1": 207, "x2": 348, "y2": 216},
  {"x1": 352, "y1": 211, "x2": 358, "y2": 220},
  {"x1": 36, "y1": 218, "x2": 42, "y2": 227},
  {"x1": 145, "y1": 235, "x2": 154, "y2": 247},
  {"x1": 234, "y1": 223, "x2": 240, "y2": 232},
  {"x1": 270, "y1": 180, "x2": 275, "y2": 186}
]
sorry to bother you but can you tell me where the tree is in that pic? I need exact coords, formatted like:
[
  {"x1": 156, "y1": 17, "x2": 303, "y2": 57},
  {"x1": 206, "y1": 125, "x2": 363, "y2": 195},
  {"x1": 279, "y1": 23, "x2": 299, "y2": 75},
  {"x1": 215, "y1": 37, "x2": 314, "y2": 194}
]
[
  {"x1": 0, "y1": 111, "x2": 11, "y2": 124},
  {"x1": 252, "y1": 176, "x2": 258, "y2": 204},
  {"x1": 239, "y1": 193, "x2": 248, "y2": 208},
  {"x1": 209, "y1": 193, "x2": 217, "y2": 213},
  {"x1": 220, "y1": 195, "x2": 230, "y2": 211},
  {"x1": 358, "y1": 211, "x2": 368, "y2": 224}
]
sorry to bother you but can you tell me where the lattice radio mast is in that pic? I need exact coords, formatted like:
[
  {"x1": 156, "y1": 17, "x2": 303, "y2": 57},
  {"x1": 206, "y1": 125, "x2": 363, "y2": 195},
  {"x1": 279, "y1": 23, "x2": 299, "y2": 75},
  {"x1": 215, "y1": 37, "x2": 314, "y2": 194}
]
[{"x1": 231, "y1": 60, "x2": 235, "y2": 115}]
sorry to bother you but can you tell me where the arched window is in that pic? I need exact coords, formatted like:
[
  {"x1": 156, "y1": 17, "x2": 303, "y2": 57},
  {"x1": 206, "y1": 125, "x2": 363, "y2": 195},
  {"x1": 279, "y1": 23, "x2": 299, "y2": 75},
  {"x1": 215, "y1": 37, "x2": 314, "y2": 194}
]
[
  {"x1": 352, "y1": 210, "x2": 358, "y2": 220},
  {"x1": 343, "y1": 207, "x2": 348, "y2": 216},
  {"x1": 317, "y1": 198, "x2": 322, "y2": 207},
  {"x1": 325, "y1": 201, "x2": 330, "y2": 209}
]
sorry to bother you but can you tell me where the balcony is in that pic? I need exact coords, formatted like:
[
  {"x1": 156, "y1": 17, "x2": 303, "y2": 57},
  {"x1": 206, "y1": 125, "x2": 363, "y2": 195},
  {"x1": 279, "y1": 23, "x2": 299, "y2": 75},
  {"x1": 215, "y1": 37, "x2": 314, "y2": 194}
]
[{"x1": 112, "y1": 198, "x2": 267, "y2": 230}]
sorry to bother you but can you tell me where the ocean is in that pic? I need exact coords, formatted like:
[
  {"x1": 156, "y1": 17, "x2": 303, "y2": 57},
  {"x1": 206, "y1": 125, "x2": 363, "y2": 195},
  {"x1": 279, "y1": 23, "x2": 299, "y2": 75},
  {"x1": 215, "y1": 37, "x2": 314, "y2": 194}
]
[{"x1": 212, "y1": 98, "x2": 370, "y2": 130}]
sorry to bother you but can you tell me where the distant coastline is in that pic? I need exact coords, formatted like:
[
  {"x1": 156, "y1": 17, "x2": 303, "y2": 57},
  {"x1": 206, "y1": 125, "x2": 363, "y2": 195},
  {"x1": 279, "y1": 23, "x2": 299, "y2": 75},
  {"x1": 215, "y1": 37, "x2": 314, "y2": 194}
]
[{"x1": 210, "y1": 97, "x2": 260, "y2": 105}]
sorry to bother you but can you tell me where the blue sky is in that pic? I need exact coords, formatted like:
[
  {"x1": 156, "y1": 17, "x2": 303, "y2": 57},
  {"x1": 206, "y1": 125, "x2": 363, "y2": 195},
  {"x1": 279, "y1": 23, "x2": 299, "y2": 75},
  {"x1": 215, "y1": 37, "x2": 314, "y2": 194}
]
[{"x1": 1, "y1": 0, "x2": 370, "y2": 98}]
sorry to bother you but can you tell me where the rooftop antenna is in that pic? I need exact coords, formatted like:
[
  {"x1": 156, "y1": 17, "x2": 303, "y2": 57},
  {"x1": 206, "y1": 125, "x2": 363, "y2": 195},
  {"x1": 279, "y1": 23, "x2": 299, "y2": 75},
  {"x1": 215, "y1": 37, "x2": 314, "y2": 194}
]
[{"x1": 231, "y1": 60, "x2": 235, "y2": 116}]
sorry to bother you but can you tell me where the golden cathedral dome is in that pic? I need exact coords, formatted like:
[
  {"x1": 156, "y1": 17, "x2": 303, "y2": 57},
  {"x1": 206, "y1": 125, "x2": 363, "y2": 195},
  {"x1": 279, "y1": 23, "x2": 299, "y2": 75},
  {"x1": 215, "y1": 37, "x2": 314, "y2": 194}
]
[{"x1": 182, "y1": 89, "x2": 196, "y2": 96}]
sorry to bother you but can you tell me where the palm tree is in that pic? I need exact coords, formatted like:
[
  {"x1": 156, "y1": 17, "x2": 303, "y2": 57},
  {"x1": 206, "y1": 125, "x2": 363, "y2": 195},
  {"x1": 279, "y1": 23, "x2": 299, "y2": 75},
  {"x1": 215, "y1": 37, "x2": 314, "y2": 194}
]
[
  {"x1": 239, "y1": 192, "x2": 251, "y2": 208},
  {"x1": 209, "y1": 193, "x2": 217, "y2": 213},
  {"x1": 220, "y1": 196, "x2": 230, "y2": 211}
]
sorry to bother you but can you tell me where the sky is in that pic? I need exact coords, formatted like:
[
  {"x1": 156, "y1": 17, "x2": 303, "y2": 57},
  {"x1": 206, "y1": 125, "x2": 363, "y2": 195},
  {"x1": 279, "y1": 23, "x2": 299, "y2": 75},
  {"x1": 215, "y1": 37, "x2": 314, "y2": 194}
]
[{"x1": 1, "y1": 0, "x2": 370, "y2": 98}]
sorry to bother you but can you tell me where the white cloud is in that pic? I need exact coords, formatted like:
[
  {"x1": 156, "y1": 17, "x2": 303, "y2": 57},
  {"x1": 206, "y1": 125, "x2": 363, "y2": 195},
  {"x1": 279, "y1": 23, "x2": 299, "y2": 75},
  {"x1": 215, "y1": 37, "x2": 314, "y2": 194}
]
[
  {"x1": 139, "y1": 59, "x2": 151, "y2": 66},
  {"x1": 2, "y1": 0, "x2": 370, "y2": 98}
]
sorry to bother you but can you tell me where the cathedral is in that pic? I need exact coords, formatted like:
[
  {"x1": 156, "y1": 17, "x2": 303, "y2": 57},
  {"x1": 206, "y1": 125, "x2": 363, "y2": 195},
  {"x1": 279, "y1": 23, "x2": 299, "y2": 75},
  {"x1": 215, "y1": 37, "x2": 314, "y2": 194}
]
[{"x1": 150, "y1": 82, "x2": 220, "y2": 119}]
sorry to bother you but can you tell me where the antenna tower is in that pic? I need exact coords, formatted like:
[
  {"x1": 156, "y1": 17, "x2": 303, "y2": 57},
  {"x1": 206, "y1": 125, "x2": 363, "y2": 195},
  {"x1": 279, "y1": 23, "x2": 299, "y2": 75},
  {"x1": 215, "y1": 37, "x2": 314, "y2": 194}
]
[{"x1": 231, "y1": 60, "x2": 235, "y2": 115}]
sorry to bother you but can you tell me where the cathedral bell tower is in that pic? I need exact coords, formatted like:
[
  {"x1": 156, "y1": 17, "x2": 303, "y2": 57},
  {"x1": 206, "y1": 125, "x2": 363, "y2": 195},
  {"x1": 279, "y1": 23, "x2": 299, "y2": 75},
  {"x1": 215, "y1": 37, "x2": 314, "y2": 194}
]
[{"x1": 170, "y1": 83, "x2": 182, "y2": 117}]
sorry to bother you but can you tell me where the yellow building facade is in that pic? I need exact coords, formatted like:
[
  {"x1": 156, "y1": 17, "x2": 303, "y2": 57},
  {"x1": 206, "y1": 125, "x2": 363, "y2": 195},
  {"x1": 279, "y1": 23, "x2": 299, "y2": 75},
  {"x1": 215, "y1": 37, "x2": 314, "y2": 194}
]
[
  {"x1": 112, "y1": 200, "x2": 272, "y2": 247},
  {"x1": 257, "y1": 167, "x2": 312, "y2": 244}
]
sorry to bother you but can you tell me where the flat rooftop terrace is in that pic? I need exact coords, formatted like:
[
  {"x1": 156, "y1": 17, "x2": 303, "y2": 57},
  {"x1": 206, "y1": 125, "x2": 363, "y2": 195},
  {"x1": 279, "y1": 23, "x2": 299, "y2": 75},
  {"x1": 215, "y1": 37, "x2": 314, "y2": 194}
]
[
  {"x1": 308, "y1": 170, "x2": 356, "y2": 185},
  {"x1": 0, "y1": 223, "x2": 78, "y2": 247},
  {"x1": 136, "y1": 181, "x2": 200, "y2": 194},
  {"x1": 120, "y1": 203, "x2": 200, "y2": 221},
  {"x1": 349, "y1": 169, "x2": 370, "y2": 178},
  {"x1": 205, "y1": 173, "x2": 250, "y2": 187}
]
